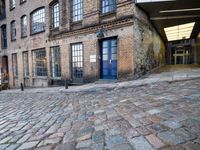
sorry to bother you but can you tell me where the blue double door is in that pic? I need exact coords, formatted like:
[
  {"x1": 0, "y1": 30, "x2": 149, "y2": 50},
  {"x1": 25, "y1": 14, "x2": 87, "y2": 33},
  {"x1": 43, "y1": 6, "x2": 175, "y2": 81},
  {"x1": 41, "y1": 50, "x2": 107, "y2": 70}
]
[{"x1": 100, "y1": 38, "x2": 118, "y2": 79}]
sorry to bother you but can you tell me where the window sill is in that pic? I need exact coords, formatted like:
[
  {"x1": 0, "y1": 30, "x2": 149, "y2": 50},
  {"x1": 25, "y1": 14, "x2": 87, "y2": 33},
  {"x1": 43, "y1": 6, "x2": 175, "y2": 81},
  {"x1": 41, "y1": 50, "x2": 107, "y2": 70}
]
[
  {"x1": 32, "y1": 76, "x2": 48, "y2": 79},
  {"x1": 100, "y1": 11, "x2": 116, "y2": 18},
  {"x1": 11, "y1": 39, "x2": 16, "y2": 42},
  {"x1": 30, "y1": 30, "x2": 45, "y2": 36},
  {"x1": 50, "y1": 27, "x2": 59, "y2": 31},
  {"x1": 71, "y1": 20, "x2": 82, "y2": 25},
  {"x1": 20, "y1": 1, "x2": 26, "y2": 5},
  {"x1": 10, "y1": 7, "x2": 15, "y2": 11},
  {"x1": 21, "y1": 35, "x2": 27, "y2": 39},
  {"x1": 51, "y1": 77, "x2": 62, "y2": 80}
]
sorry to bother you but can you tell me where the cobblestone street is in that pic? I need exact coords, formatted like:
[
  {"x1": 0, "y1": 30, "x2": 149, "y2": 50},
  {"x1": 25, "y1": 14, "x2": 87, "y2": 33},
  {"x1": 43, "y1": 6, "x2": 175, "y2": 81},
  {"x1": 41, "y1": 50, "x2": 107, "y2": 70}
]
[{"x1": 0, "y1": 78, "x2": 200, "y2": 150}]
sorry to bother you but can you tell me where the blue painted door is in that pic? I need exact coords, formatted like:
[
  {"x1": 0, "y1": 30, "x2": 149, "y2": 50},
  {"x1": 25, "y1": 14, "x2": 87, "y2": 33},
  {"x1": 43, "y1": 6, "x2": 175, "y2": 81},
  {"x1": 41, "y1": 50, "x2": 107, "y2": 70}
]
[{"x1": 100, "y1": 39, "x2": 117, "y2": 79}]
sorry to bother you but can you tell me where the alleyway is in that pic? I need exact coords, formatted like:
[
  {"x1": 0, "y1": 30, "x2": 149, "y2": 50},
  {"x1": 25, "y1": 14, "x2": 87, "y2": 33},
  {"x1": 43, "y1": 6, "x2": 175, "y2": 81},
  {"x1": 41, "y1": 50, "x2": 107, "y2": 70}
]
[{"x1": 0, "y1": 67, "x2": 200, "y2": 149}]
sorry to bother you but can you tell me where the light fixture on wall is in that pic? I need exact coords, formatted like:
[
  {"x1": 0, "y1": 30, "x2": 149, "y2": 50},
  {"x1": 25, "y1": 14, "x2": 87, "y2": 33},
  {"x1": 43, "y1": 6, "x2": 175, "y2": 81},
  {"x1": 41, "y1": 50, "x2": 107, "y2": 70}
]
[{"x1": 96, "y1": 28, "x2": 105, "y2": 39}]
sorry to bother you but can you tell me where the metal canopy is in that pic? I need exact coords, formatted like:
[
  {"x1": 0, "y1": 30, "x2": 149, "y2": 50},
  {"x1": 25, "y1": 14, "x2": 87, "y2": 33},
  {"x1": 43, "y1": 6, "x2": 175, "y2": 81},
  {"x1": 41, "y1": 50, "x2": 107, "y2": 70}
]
[{"x1": 136, "y1": 0, "x2": 200, "y2": 42}]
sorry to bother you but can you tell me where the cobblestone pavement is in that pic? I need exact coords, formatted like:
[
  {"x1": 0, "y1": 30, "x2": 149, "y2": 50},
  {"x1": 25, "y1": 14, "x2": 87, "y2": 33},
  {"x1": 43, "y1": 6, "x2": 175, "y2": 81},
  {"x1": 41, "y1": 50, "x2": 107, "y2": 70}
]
[{"x1": 0, "y1": 79, "x2": 200, "y2": 150}]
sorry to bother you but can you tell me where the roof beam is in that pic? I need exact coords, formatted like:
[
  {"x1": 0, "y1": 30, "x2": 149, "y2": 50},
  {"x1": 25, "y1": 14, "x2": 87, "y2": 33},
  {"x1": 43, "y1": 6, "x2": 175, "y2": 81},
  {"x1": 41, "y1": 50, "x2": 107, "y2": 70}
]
[{"x1": 150, "y1": 15, "x2": 200, "y2": 20}]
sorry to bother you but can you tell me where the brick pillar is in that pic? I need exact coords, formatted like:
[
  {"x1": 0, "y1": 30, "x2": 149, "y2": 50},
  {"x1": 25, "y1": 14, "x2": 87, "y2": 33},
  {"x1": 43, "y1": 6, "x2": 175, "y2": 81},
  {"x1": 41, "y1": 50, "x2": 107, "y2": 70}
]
[{"x1": 60, "y1": 0, "x2": 69, "y2": 31}]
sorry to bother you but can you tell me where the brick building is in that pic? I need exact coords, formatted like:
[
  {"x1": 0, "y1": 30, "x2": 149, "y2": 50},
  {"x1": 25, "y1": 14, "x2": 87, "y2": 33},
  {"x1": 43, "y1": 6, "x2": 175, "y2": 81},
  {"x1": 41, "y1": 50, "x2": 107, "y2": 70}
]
[{"x1": 0, "y1": 0, "x2": 198, "y2": 88}]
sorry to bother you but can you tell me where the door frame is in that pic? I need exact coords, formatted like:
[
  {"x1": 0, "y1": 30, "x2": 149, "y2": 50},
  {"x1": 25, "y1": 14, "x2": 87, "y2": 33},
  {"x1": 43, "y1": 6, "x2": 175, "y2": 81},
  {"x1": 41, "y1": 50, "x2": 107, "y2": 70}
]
[{"x1": 99, "y1": 36, "x2": 118, "y2": 80}]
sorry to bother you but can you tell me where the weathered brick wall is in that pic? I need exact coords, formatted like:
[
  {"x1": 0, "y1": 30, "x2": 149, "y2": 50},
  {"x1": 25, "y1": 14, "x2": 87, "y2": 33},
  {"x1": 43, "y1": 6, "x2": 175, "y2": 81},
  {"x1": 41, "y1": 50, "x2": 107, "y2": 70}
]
[
  {"x1": 132, "y1": 4, "x2": 166, "y2": 78},
  {"x1": 1, "y1": 0, "x2": 167, "y2": 87}
]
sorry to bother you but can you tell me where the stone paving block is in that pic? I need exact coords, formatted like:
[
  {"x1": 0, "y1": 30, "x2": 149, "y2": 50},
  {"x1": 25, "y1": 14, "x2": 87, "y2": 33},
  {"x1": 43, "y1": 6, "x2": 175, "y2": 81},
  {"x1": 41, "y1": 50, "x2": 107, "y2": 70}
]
[
  {"x1": 161, "y1": 120, "x2": 182, "y2": 130},
  {"x1": 112, "y1": 143, "x2": 133, "y2": 150},
  {"x1": 76, "y1": 139, "x2": 92, "y2": 149},
  {"x1": 127, "y1": 119, "x2": 141, "y2": 128},
  {"x1": 130, "y1": 136, "x2": 155, "y2": 150},
  {"x1": 55, "y1": 142, "x2": 75, "y2": 150},
  {"x1": 181, "y1": 118, "x2": 200, "y2": 128},
  {"x1": 174, "y1": 128, "x2": 197, "y2": 142},
  {"x1": 161, "y1": 145, "x2": 185, "y2": 150},
  {"x1": 92, "y1": 143, "x2": 104, "y2": 150},
  {"x1": 0, "y1": 144, "x2": 9, "y2": 150},
  {"x1": 5, "y1": 144, "x2": 20, "y2": 150},
  {"x1": 49, "y1": 133, "x2": 64, "y2": 139},
  {"x1": 17, "y1": 141, "x2": 39, "y2": 150},
  {"x1": 136, "y1": 126, "x2": 151, "y2": 135},
  {"x1": 126, "y1": 128, "x2": 140, "y2": 139},
  {"x1": 145, "y1": 134, "x2": 165, "y2": 149},
  {"x1": 9, "y1": 134, "x2": 24, "y2": 143},
  {"x1": 45, "y1": 124, "x2": 60, "y2": 134},
  {"x1": 183, "y1": 142, "x2": 200, "y2": 150},
  {"x1": 158, "y1": 131, "x2": 185, "y2": 145},
  {"x1": 37, "y1": 138, "x2": 61, "y2": 147},
  {"x1": 148, "y1": 115, "x2": 163, "y2": 124},
  {"x1": 34, "y1": 145, "x2": 54, "y2": 150},
  {"x1": 92, "y1": 131, "x2": 105, "y2": 143},
  {"x1": 147, "y1": 124, "x2": 166, "y2": 133},
  {"x1": 62, "y1": 131, "x2": 75, "y2": 144},
  {"x1": 147, "y1": 109, "x2": 161, "y2": 115},
  {"x1": 105, "y1": 135, "x2": 126, "y2": 148},
  {"x1": 0, "y1": 136, "x2": 12, "y2": 144}
]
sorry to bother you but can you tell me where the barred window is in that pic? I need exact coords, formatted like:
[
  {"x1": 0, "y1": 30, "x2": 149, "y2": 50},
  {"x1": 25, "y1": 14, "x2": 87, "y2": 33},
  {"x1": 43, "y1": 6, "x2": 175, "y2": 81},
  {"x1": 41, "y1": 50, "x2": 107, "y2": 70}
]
[
  {"x1": 23, "y1": 51, "x2": 29, "y2": 77},
  {"x1": 21, "y1": 15, "x2": 27, "y2": 37},
  {"x1": 1, "y1": 25, "x2": 7, "y2": 49},
  {"x1": 32, "y1": 49, "x2": 47, "y2": 77},
  {"x1": 51, "y1": 46, "x2": 61, "y2": 78},
  {"x1": 51, "y1": 2, "x2": 60, "y2": 28},
  {"x1": 101, "y1": 0, "x2": 116, "y2": 14},
  {"x1": 12, "y1": 53, "x2": 18, "y2": 77},
  {"x1": 11, "y1": 20, "x2": 16, "y2": 41},
  {"x1": 72, "y1": 0, "x2": 83, "y2": 22},
  {"x1": 31, "y1": 8, "x2": 45, "y2": 34},
  {"x1": 10, "y1": 0, "x2": 16, "y2": 10}
]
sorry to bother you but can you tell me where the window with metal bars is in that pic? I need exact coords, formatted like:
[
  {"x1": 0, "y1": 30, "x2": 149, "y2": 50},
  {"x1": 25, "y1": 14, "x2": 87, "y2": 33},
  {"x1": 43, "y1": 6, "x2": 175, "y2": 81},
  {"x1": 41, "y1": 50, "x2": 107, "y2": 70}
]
[
  {"x1": 72, "y1": 0, "x2": 83, "y2": 22},
  {"x1": 32, "y1": 49, "x2": 47, "y2": 77}
]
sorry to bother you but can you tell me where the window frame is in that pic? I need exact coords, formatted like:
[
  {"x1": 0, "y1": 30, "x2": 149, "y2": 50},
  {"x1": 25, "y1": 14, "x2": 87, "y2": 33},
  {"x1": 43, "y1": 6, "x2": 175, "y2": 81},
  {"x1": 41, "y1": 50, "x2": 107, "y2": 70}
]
[
  {"x1": 50, "y1": 1, "x2": 60, "y2": 29},
  {"x1": 101, "y1": 0, "x2": 117, "y2": 14},
  {"x1": 1, "y1": 25, "x2": 7, "y2": 49},
  {"x1": 71, "y1": 42, "x2": 84, "y2": 82},
  {"x1": 21, "y1": 15, "x2": 28, "y2": 38},
  {"x1": 72, "y1": 0, "x2": 83, "y2": 22},
  {"x1": 50, "y1": 46, "x2": 61, "y2": 78},
  {"x1": 10, "y1": 0, "x2": 16, "y2": 10},
  {"x1": 10, "y1": 20, "x2": 16, "y2": 41},
  {"x1": 32, "y1": 48, "x2": 48, "y2": 77},
  {"x1": 20, "y1": 0, "x2": 27, "y2": 5},
  {"x1": 30, "y1": 7, "x2": 45, "y2": 35},
  {"x1": 0, "y1": 0, "x2": 6, "y2": 19},
  {"x1": 12, "y1": 53, "x2": 18, "y2": 78},
  {"x1": 23, "y1": 51, "x2": 29, "y2": 77}
]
